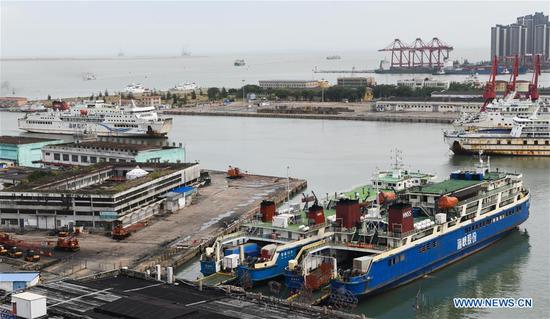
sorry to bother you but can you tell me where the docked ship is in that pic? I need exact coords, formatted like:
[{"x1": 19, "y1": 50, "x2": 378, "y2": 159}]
[
  {"x1": 445, "y1": 54, "x2": 550, "y2": 155},
  {"x1": 200, "y1": 152, "x2": 434, "y2": 287},
  {"x1": 328, "y1": 155, "x2": 529, "y2": 296},
  {"x1": 445, "y1": 115, "x2": 550, "y2": 156},
  {"x1": 18, "y1": 100, "x2": 172, "y2": 137},
  {"x1": 200, "y1": 152, "x2": 530, "y2": 299}
]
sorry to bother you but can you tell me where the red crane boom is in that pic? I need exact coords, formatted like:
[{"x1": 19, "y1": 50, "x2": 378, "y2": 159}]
[
  {"x1": 481, "y1": 55, "x2": 498, "y2": 112},
  {"x1": 527, "y1": 54, "x2": 541, "y2": 101},
  {"x1": 504, "y1": 54, "x2": 519, "y2": 98}
]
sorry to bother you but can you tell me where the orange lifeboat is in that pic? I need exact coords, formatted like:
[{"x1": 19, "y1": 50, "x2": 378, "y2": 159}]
[
  {"x1": 80, "y1": 109, "x2": 88, "y2": 116},
  {"x1": 377, "y1": 191, "x2": 397, "y2": 205},
  {"x1": 438, "y1": 196, "x2": 459, "y2": 209}
]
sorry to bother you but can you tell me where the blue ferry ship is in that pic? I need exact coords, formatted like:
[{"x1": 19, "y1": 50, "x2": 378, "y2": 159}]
[
  {"x1": 200, "y1": 200, "x2": 336, "y2": 284},
  {"x1": 328, "y1": 156, "x2": 529, "y2": 297}
]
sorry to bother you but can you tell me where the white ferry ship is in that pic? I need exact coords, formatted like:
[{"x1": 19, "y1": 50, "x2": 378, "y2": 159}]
[
  {"x1": 445, "y1": 113, "x2": 550, "y2": 156},
  {"x1": 124, "y1": 83, "x2": 147, "y2": 94},
  {"x1": 453, "y1": 55, "x2": 548, "y2": 132},
  {"x1": 453, "y1": 94, "x2": 550, "y2": 132},
  {"x1": 18, "y1": 100, "x2": 172, "y2": 137}
]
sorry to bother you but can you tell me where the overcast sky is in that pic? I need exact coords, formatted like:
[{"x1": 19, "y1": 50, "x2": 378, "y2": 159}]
[{"x1": 1, "y1": 1, "x2": 548, "y2": 58}]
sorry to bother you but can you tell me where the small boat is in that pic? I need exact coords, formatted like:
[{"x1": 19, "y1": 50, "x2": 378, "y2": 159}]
[
  {"x1": 326, "y1": 55, "x2": 341, "y2": 60},
  {"x1": 234, "y1": 59, "x2": 246, "y2": 66}
]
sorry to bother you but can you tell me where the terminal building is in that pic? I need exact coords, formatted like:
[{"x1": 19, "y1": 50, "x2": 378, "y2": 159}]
[
  {"x1": 397, "y1": 77, "x2": 450, "y2": 90},
  {"x1": 0, "y1": 136, "x2": 64, "y2": 168},
  {"x1": 0, "y1": 162, "x2": 200, "y2": 230},
  {"x1": 337, "y1": 77, "x2": 376, "y2": 87},
  {"x1": 375, "y1": 100, "x2": 480, "y2": 113},
  {"x1": 258, "y1": 80, "x2": 327, "y2": 89},
  {"x1": 41, "y1": 140, "x2": 185, "y2": 168}
]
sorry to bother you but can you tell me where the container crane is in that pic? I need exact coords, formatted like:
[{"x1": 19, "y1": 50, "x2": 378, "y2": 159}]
[
  {"x1": 481, "y1": 55, "x2": 498, "y2": 112},
  {"x1": 504, "y1": 54, "x2": 519, "y2": 98},
  {"x1": 527, "y1": 54, "x2": 541, "y2": 101}
]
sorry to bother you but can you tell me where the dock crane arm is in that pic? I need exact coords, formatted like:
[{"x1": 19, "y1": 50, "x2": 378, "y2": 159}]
[
  {"x1": 504, "y1": 55, "x2": 519, "y2": 98},
  {"x1": 481, "y1": 55, "x2": 498, "y2": 112},
  {"x1": 527, "y1": 54, "x2": 541, "y2": 102}
]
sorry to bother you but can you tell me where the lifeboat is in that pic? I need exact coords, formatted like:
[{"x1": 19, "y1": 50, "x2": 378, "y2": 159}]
[
  {"x1": 377, "y1": 191, "x2": 397, "y2": 205},
  {"x1": 438, "y1": 196, "x2": 459, "y2": 209},
  {"x1": 80, "y1": 109, "x2": 88, "y2": 116}
]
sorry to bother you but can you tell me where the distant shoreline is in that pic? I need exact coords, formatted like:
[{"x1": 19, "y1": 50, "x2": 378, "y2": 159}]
[{"x1": 0, "y1": 55, "x2": 208, "y2": 62}]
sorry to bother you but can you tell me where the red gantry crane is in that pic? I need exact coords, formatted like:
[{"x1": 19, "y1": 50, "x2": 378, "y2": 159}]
[
  {"x1": 527, "y1": 54, "x2": 541, "y2": 101},
  {"x1": 379, "y1": 39, "x2": 411, "y2": 68},
  {"x1": 481, "y1": 55, "x2": 499, "y2": 112},
  {"x1": 379, "y1": 37, "x2": 453, "y2": 69},
  {"x1": 504, "y1": 54, "x2": 520, "y2": 98}
]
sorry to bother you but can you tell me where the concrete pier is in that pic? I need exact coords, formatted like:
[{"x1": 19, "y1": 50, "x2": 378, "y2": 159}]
[{"x1": 11, "y1": 170, "x2": 307, "y2": 280}]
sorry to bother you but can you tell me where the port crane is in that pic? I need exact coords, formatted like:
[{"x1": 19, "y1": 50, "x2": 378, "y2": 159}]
[
  {"x1": 504, "y1": 54, "x2": 519, "y2": 98},
  {"x1": 527, "y1": 54, "x2": 541, "y2": 101},
  {"x1": 481, "y1": 55, "x2": 498, "y2": 112}
]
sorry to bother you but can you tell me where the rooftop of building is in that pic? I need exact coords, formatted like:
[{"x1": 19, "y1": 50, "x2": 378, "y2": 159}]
[
  {"x1": 22, "y1": 270, "x2": 331, "y2": 319},
  {"x1": 0, "y1": 135, "x2": 58, "y2": 145},
  {"x1": 45, "y1": 140, "x2": 178, "y2": 152},
  {"x1": 6, "y1": 162, "x2": 197, "y2": 194}
]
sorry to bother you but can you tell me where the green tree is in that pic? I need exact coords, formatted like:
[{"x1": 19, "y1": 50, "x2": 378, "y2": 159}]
[
  {"x1": 104, "y1": 89, "x2": 109, "y2": 96},
  {"x1": 98, "y1": 91, "x2": 103, "y2": 97},
  {"x1": 166, "y1": 91, "x2": 172, "y2": 100},
  {"x1": 207, "y1": 87, "x2": 221, "y2": 100},
  {"x1": 220, "y1": 87, "x2": 228, "y2": 98},
  {"x1": 47, "y1": 94, "x2": 51, "y2": 100},
  {"x1": 191, "y1": 91, "x2": 197, "y2": 100},
  {"x1": 182, "y1": 94, "x2": 188, "y2": 105}
]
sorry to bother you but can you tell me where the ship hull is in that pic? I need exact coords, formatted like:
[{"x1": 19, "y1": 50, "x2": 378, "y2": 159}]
[
  {"x1": 18, "y1": 117, "x2": 172, "y2": 137},
  {"x1": 330, "y1": 197, "x2": 529, "y2": 296},
  {"x1": 236, "y1": 246, "x2": 300, "y2": 283},
  {"x1": 444, "y1": 133, "x2": 550, "y2": 156}
]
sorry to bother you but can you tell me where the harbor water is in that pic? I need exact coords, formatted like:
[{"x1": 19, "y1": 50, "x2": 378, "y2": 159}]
[
  {"x1": 0, "y1": 112, "x2": 548, "y2": 318},
  {"x1": 2, "y1": 50, "x2": 549, "y2": 99}
]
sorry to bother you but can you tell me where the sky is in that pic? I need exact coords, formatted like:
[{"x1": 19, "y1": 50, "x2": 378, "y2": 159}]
[{"x1": 1, "y1": 1, "x2": 549, "y2": 58}]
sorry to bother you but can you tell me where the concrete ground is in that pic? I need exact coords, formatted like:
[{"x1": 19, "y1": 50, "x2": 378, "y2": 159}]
[
  {"x1": 163, "y1": 101, "x2": 460, "y2": 123},
  {"x1": 7, "y1": 171, "x2": 306, "y2": 281}
]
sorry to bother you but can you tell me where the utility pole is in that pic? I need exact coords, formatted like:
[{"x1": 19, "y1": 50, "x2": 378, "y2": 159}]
[
  {"x1": 242, "y1": 80, "x2": 246, "y2": 106},
  {"x1": 321, "y1": 78, "x2": 325, "y2": 103}
]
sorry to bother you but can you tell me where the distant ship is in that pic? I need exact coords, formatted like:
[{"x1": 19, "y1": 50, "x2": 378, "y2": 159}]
[
  {"x1": 124, "y1": 83, "x2": 147, "y2": 94},
  {"x1": 234, "y1": 59, "x2": 246, "y2": 66},
  {"x1": 181, "y1": 46, "x2": 191, "y2": 57},
  {"x1": 18, "y1": 100, "x2": 172, "y2": 137},
  {"x1": 82, "y1": 72, "x2": 96, "y2": 81},
  {"x1": 172, "y1": 82, "x2": 198, "y2": 91},
  {"x1": 326, "y1": 55, "x2": 341, "y2": 60}
]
